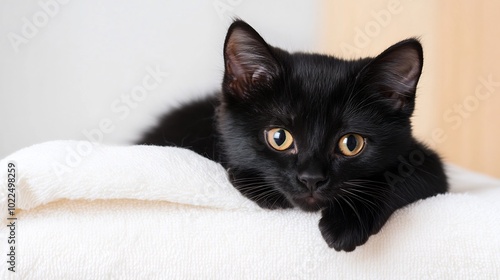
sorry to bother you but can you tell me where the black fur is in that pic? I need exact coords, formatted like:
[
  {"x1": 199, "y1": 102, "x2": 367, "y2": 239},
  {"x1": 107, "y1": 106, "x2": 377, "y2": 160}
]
[{"x1": 137, "y1": 20, "x2": 448, "y2": 251}]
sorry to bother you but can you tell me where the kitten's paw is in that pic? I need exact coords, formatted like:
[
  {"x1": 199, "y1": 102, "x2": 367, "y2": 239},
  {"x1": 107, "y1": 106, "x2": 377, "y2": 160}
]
[{"x1": 318, "y1": 213, "x2": 370, "y2": 252}]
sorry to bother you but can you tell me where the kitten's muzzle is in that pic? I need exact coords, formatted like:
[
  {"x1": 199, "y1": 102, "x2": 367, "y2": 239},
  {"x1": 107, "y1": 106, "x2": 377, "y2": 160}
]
[
  {"x1": 297, "y1": 170, "x2": 328, "y2": 192},
  {"x1": 292, "y1": 192, "x2": 327, "y2": 212},
  {"x1": 294, "y1": 170, "x2": 330, "y2": 211}
]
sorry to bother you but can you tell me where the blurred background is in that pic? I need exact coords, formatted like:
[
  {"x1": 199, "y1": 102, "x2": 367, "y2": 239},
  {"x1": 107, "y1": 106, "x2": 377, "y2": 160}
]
[{"x1": 1, "y1": 0, "x2": 499, "y2": 178}]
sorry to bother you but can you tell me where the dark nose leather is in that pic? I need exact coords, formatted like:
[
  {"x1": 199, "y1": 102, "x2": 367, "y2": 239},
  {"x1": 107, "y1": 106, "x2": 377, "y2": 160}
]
[{"x1": 297, "y1": 170, "x2": 327, "y2": 192}]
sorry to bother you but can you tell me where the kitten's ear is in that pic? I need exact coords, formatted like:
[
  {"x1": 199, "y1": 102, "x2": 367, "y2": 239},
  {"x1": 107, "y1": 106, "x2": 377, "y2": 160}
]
[
  {"x1": 223, "y1": 20, "x2": 280, "y2": 99},
  {"x1": 360, "y1": 38, "x2": 423, "y2": 112}
]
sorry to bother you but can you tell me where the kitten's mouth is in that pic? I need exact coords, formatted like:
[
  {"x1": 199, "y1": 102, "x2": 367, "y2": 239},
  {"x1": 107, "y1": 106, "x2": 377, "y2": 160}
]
[{"x1": 292, "y1": 193, "x2": 325, "y2": 212}]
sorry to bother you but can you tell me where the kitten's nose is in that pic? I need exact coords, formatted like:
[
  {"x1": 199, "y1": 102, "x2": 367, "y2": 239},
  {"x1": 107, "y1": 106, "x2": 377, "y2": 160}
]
[{"x1": 297, "y1": 170, "x2": 328, "y2": 192}]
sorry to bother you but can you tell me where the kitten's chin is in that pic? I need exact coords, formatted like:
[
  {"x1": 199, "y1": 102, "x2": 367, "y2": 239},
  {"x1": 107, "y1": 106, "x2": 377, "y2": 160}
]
[{"x1": 291, "y1": 194, "x2": 326, "y2": 212}]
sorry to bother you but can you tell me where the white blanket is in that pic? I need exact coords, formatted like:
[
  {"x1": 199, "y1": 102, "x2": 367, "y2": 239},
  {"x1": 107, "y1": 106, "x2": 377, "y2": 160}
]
[{"x1": 1, "y1": 141, "x2": 499, "y2": 279}]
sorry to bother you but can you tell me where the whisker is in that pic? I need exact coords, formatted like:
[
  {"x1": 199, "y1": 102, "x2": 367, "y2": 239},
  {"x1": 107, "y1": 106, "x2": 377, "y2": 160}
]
[
  {"x1": 340, "y1": 188, "x2": 378, "y2": 208},
  {"x1": 339, "y1": 195, "x2": 368, "y2": 235},
  {"x1": 343, "y1": 181, "x2": 396, "y2": 207}
]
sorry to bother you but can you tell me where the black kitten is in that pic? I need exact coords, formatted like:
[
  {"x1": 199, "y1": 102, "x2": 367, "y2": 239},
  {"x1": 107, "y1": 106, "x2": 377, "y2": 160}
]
[{"x1": 137, "y1": 20, "x2": 448, "y2": 251}]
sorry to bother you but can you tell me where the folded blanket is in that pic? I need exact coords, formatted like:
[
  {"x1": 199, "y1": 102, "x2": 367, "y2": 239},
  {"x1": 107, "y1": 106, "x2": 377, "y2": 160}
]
[{"x1": 1, "y1": 141, "x2": 499, "y2": 279}]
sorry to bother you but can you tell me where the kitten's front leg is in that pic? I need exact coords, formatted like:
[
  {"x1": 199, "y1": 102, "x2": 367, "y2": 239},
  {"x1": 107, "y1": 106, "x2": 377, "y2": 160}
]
[
  {"x1": 318, "y1": 198, "x2": 392, "y2": 252},
  {"x1": 228, "y1": 168, "x2": 293, "y2": 210}
]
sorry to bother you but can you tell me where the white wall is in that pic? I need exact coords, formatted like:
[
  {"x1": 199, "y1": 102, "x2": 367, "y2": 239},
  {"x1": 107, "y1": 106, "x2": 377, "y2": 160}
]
[{"x1": 0, "y1": 0, "x2": 320, "y2": 158}]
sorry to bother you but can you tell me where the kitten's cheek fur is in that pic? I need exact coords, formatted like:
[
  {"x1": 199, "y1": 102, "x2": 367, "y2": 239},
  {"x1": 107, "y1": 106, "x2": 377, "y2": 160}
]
[{"x1": 227, "y1": 169, "x2": 294, "y2": 210}]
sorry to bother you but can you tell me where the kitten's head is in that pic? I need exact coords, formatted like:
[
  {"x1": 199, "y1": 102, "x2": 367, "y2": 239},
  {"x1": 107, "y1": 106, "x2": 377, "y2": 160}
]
[{"x1": 217, "y1": 20, "x2": 423, "y2": 211}]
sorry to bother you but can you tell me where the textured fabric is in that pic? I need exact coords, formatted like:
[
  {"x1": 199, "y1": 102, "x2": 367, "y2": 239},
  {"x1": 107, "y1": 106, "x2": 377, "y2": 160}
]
[{"x1": 1, "y1": 141, "x2": 499, "y2": 279}]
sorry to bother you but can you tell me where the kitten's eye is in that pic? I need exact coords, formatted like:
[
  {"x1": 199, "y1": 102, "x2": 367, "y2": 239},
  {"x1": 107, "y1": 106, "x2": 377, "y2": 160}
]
[
  {"x1": 338, "y1": 134, "x2": 365, "y2": 156},
  {"x1": 266, "y1": 128, "x2": 294, "y2": 151}
]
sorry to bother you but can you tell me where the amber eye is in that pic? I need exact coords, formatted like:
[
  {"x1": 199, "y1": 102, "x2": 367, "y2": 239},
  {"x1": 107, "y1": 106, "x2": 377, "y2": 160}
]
[
  {"x1": 338, "y1": 134, "x2": 365, "y2": 156},
  {"x1": 266, "y1": 128, "x2": 294, "y2": 151}
]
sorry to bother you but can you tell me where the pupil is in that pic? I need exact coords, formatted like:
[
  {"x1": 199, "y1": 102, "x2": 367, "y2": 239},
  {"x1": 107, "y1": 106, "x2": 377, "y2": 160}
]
[
  {"x1": 273, "y1": 130, "x2": 286, "y2": 146},
  {"x1": 346, "y1": 135, "x2": 357, "y2": 151}
]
